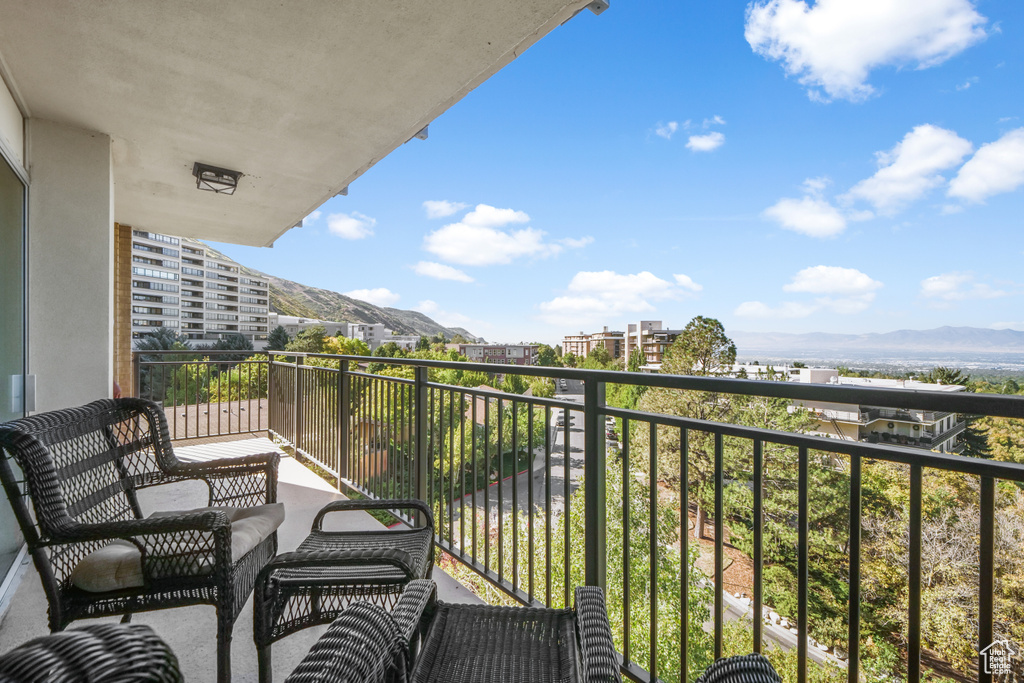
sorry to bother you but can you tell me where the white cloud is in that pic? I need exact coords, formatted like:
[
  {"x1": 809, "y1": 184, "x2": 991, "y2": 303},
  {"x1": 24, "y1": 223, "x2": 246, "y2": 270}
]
[
  {"x1": 413, "y1": 261, "x2": 474, "y2": 283},
  {"x1": 538, "y1": 270, "x2": 700, "y2": 325},
  {"x1": 703, "y1": 115, "x2": 727, "y2": 128},
  {"x1": 327, "y1": 212, "x2": 376, "y2": 240},
  {"x1": 956, "y1": 76, "x2": 978, "y2": 90},
  {"x1": 802, "y1": 176, "x2": 831, "y2": 195},
  {"x1": 462, "y1": 204, "x2": 530, "y2": 228},
  {"x1": 655, "y1": 121, "x2": 679, "y2": 139},
  {"x1": 844, "y1": 124, "x2": 973, "y2": 213},
  {"x1": 560, "y1": 236, "x2": 594, "y2": 249},
  {"x1": 673, "y1": 274, "x2": 703, "y2": 292},
  {"x1": 423, "y1": 200, "x2": 468, "y2": 219},
  {"x1": 303, "y1": 210, "x2": 322, "y2": 225},
  {"x1": 344, "y1": 288, "x2": 400, "y2": 306},
  {"x1": 920, "y1": 272, "x2": 1007, "y2": 303},
  {"x1": 424, "y1": 224, "x2": 560, "y2": 266},
  {"x1": 737, "y1": 265, "x2": 881, "y2": 318},
  {"x1": 415, "y1": 300, "x2": 439, "y2": 315},
  {"x1": 762, "y1": 196, "x2": 846, "y2": 237},
  {"x1": 423, "y1": 204, "x2": 567, "y2": 266},
  {"x1": 947, "y1": 128, "x2": 1024, "y2": 202},
  {"x1": 745, "y1": 0, "x2": 988, "y2": 102},
  {"x1": 686, "y1": 131, "x2": 725, "y2": 152},
  {"x1": 734, "y1": 300, "x2": 818, "y2": 319},
  {"x1": 414, "y1": 300, "x2": 473, "y2": 328},
  {"x1": 783, "y1": 265, "x2": 882, "y2": 295}
]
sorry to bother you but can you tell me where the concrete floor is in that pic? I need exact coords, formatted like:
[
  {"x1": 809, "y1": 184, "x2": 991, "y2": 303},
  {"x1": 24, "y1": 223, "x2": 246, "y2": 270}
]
[{"x1": 0, "y1": 438, "x2": 479, "y2": 682}]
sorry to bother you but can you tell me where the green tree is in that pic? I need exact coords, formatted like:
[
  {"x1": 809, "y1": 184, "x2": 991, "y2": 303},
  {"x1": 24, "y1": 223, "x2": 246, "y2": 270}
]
[
  {"x1": 285, "y1": 325, "x2": 327, "y2": 353},
  {"x1": 635, "y1": 316, "x2": 736, "y2": 539},
  {"x1": 581, "y1": 345, "x2": 613, "y2": 369},
  {"x1": 534, "y1": 344, "x2": 560, "y2": 367},
  {"x1": 416, "y1": 335, "x2": 430, "y2": 351},
  {"x1": 266, "y1": 325, "x2": 290, "y2": 351},
  {"x1": 562, "y1": 352, "x2": 578, "y2": 368},
  {"x1": 135, "y1": 327, "x2": 194, "y2": 402}
]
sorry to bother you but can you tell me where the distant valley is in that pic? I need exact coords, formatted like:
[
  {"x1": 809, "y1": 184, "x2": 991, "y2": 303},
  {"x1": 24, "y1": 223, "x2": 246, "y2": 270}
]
[{"x1": 733, "y1": 326, "x2": 1024, "y2": 371}]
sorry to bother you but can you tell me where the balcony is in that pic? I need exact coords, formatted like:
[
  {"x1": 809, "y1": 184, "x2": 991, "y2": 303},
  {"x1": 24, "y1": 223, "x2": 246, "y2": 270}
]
[{"x1": 45, "y1": 350, "x2": 1016, "y2": 682}]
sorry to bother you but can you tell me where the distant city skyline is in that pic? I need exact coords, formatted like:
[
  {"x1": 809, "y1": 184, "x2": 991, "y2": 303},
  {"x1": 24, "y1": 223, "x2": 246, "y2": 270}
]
[{"x1": 210, "y1": 0, "x2": 1024, "y2": 347}]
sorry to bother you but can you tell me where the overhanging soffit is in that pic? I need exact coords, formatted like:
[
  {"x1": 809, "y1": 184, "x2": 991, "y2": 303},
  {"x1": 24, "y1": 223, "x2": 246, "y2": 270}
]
[{"x1": 0, "y1": 1, "x2": 597, "y2": 246}]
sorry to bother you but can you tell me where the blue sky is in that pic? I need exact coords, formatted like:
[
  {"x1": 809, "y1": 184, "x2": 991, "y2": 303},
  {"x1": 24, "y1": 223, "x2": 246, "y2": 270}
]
[{"x1": 211, "y1": 0, "x2": 1024, "y2": 346}]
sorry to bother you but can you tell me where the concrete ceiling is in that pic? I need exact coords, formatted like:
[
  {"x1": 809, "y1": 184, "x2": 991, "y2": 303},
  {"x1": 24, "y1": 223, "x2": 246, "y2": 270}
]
[{"x1": 0, "y1": 0, "x2": 596, "y2": 247}]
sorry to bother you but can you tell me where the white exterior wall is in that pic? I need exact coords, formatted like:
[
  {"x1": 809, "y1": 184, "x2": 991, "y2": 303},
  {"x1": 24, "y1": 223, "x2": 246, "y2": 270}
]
[{"x1": 27, "y1": 119, "x2": 113, "y2": 411}]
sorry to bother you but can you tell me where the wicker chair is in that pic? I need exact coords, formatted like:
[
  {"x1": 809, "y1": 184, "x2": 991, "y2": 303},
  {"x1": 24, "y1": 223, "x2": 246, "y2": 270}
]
[
  {"x1": 285, "y1": 580, "x2": 622, "y2": 683},
  {"x1": 0, "y1": 623, "x2": 183, "y2": 682},
  {"x1": 254, "y1": 499, "x2": 434, "y2": 682},
  {"x1": 0, "y1": 398, "x2": 280, "y2": 683},
  {"x1": 694, "y1": 653, "x2": 782, "y2": 683}
]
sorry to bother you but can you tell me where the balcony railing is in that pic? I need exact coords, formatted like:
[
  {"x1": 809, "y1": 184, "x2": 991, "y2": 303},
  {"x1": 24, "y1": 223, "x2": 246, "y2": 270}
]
[{"x1": 133, "y1": 350, "x2": 1024, "y2": 682}]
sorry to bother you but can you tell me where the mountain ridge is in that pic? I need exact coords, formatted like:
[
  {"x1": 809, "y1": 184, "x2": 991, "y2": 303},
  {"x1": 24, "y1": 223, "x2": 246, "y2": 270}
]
[
  {"x1": 733, "y1": 326, "x2": 1024, "y2": 353},
  {"x1": 196, "y1": 240, "x2": 479, "y2": 340}
]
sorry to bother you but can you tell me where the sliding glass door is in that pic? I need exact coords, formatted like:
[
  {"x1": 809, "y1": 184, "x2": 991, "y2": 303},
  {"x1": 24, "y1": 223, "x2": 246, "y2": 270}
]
[{"x1": 0, "y1": 152, "x2": 26, "y2": 582}]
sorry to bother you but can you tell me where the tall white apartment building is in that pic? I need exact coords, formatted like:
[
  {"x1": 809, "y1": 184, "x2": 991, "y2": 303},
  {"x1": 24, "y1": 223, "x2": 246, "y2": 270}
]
[{"x1": 130, "y1": 230, "x2": 269, "y2": 344}]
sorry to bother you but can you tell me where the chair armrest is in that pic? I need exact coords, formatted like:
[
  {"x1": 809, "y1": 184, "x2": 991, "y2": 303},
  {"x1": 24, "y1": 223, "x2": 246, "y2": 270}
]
[
  {"x1": 313, "y1": 498, "x2": 433, "y2": 532},
  {"x1": 49, "y1": 509, "x2": 230, "y2": 544},
  {"x1": 283, "y1": 602, "x2": 410, "y2": 683},
  {"x1": 574, "y1": 587, "x2": 622, "y2": 683},
  {"x1": 0, "y1": 623, "x2": 182, "y2": 683},
  {"x1": 390, "y1": 578, "x2": 436, "y2": 645},
  {"x1": 694, "y1": 654, "x2": 782, "y2": 683},
  {"x1": 176, "y1": 452, "x2": 280, "y2": 507}
]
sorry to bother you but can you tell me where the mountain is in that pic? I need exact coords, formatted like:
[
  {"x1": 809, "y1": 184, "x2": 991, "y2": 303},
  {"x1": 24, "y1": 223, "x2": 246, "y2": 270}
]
[
  {"x1": 732, "y1": 326, "x2": 1024, "y2": 368},
  {"x1": 196, "y1": 240, "x2": 479, "y2": 340},
  {"x1": 252, "y1": 268, "x2": 479, "y2": 341}
]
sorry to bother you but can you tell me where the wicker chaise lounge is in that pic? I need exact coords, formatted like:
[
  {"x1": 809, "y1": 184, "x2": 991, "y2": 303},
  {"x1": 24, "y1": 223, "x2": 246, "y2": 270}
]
[
  {"x1": 0, "y1": 398, "x2": 281, "y2": 683},
  {"x1": 285, "y1": 579, "x2": 622, "y2": 683}
]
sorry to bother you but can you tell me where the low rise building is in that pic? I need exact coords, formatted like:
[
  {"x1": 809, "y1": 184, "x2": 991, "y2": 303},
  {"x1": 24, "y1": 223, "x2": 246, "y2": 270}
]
[
  {"x1": 562, "y1": 326, "x2": 624, "y2": 360},
  {"x1": 791, "y1": 368, "x2": 966, "y2": 453},
  {"x1": 458, "y1": 344, "x2": 538, "y2": 366},
  {"x1": 623, "y1": 321, "x2": 684, "y2": 372},
  {"x1": 266, "y1": 314, "x2": 420, "y2": 351}
]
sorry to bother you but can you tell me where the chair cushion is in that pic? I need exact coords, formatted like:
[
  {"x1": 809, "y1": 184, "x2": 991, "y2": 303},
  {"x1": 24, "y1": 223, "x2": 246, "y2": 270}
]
[{"x1": 71, "y1": 503, "x2": 284, "y2": 592}]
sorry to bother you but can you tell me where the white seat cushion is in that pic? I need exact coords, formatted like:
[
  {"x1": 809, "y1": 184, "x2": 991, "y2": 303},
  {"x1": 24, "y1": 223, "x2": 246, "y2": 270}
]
[{"x1": 71, "y1": 503, "x2": 284, "y2": 593}]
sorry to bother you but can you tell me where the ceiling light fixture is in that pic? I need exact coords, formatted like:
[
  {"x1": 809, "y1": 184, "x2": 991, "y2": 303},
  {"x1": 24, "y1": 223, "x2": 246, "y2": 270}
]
[{"x1": 192, "y1": 162, "x2": 242, "y2": 195}]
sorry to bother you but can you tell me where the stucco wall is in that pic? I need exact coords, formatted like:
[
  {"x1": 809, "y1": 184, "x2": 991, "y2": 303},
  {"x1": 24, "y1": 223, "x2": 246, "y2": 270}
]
[{"x1": 27, "y1": 119, "x2": 113, "y2": 412}]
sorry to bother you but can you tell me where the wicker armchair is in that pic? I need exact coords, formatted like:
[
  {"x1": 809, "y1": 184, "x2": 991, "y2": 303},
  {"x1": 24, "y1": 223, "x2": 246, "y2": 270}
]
[
  {"x1": 695, "y1": 653, "x2": 782, "y2": 683},
  {"x1": 285, "y1": 580, "x2": 622, "y2": 683},
  {"x1": 0, "y1": 623, "x2": 182, "y2": 683},
  {"x1": 0, "y1": 398, "x2": 281, "y2": 683}
]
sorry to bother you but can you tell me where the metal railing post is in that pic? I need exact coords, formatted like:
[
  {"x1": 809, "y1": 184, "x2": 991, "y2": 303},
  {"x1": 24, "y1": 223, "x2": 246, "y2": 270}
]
[
  {"x1": 131, "y1": 352, "x2": 141, "y2": 398},
  {"x1": 265, "y1": 353, "x2": 274, "y2": 438},
  {"x1": 583, "y1": 377, "x2": 607, "y2": 590},
  {"x1": 294, "y1": 355, "x2": 304, "y2": 451},
  {"x1": 414, "y1": 365, "x2": 429, "y2": 526},
  {"x1": 338, "y1": 360, "x2": 350, "y2": 484}
]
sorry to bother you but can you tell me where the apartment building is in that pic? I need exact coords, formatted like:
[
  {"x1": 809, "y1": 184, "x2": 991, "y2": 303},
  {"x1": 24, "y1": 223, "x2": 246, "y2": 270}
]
[
  {"x1": 791, "y1": 368, "x2": 966, "y2": 454},
  {"x1": 131, "y1": 231, "x2": 269, "y2": 344},
  {"x1": 458, "y1": 344, "x2": 538, "y2": 366},
  {"x1": 623, "y1": 321, "x2": 684, "y2": 371},
  {"x1": 267, "y1": 314, "x2": 420, "y2": 351},
  {"x1": 562, "y1": 326, "x2": 624, "y2": 360}
]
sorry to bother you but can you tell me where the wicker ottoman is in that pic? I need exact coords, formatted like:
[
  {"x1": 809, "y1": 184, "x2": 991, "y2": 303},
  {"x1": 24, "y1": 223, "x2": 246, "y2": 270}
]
[{"x1": 254, "y1": 499, "x2": 433, "y2": 683}]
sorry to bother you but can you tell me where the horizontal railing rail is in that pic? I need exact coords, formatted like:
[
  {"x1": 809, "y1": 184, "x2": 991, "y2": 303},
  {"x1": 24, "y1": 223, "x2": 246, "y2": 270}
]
[
  {"x1": 262, "y1": 351, "x2": 1024, "y2": 682},
  {"x1": 132, "y1": 349, "x2": 268, "y2": 441}
]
